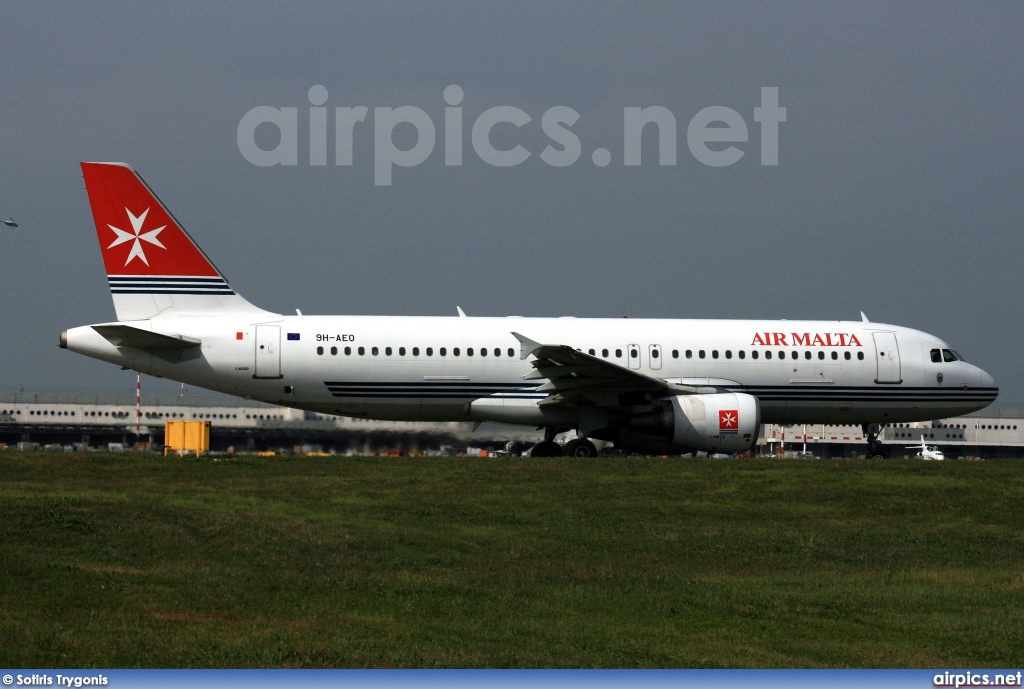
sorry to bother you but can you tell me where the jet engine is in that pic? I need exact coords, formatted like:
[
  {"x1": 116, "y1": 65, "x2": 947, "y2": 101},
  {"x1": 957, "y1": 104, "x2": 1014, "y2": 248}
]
[{"x1": 628, "y1": 392, "x2": 760, "y2": 453}]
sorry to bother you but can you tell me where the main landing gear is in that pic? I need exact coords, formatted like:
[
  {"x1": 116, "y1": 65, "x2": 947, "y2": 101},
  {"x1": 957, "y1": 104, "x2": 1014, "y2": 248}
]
[
  {"x1": 862, "y1": 422, "x2": 885, "y2": 459},
  {"x1": 563, "y1": 437, "x2": 598, "y2": 458},
  {"x1": 528, "y1": 428, "x2": 598, "y2": 458}
]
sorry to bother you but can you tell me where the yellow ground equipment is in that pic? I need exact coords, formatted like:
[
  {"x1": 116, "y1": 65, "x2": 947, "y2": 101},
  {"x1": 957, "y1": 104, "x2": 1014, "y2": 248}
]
[{"x1": 164, "y1": 420, "x2": 211, "y2": 456}]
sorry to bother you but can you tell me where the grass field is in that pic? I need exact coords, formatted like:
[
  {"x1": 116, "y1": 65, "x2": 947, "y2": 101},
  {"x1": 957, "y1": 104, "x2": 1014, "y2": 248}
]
[{"x1": 1, "y1": 452, "x2": 1022, "y2": 668}]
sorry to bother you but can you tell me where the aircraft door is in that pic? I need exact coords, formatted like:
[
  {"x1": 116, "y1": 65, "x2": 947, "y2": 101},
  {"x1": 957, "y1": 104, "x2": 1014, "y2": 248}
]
[
  {"x1": 649, "y1": 344, "x2": 662, "y2": 370},
  {"x1": 254, "y1": 325, "x2": 283, "y2": 379},
  {"x1": 628, "y1": 344, "x2": 641, "y2": 369},
  {"x1": 872, "y1": 332, "x2": 902, "y2": 384}
]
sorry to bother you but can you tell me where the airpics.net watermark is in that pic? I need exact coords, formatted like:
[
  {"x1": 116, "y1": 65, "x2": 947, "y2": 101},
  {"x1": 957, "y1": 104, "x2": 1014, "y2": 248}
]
[{"x1": 237, "y1": 85, "x2": 786, "y2": 186}]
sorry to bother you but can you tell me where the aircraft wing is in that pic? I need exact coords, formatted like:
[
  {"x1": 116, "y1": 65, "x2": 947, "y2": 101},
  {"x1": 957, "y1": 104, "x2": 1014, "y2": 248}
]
[
  {"x1": 92, "y1": 324, "x2": 201, "y2": 352},
  {"x1": 512, "y1": 332, "x2": 715, "y2": 408}
]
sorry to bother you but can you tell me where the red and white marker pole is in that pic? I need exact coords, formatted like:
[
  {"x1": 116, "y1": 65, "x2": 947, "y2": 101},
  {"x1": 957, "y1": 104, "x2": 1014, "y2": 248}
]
[{"x1": 135, "y1": 371, "x2": 141, "y2": 435}]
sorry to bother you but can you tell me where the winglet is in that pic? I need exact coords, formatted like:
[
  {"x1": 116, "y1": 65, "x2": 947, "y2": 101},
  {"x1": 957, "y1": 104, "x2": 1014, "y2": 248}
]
[
  {"x1": 861, "y1": 311, "x2": 869, "y2": 323},
  {"x1": 457, "y1": 306, "x2": 467, "y2": 318},
  {"x1": 511, "y1": 332, "x2": 544, "y2": 360}
]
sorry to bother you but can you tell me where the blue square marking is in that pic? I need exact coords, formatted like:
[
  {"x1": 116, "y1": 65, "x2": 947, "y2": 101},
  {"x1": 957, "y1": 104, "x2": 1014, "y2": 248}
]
[{"x1": 287, "y1": 333, "x2": 300, "y2": 341}]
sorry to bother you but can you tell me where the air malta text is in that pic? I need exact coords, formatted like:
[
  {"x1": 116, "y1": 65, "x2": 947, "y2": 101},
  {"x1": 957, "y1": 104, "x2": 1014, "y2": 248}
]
[{"x1": 751, "y1": 332, "x2": 864, "y2": 347}]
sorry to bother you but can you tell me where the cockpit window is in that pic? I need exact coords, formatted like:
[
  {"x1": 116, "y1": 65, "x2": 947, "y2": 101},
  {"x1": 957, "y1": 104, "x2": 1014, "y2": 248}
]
[
  {"x1": 930, "y1": 349, "x2": 942, "y2": 363},
  {"x1": 942, "y1": 349, "x2": 957, "y2": 362},
  {"x1": 952, "y1": 350, "x2": 965, "y2": 362}
]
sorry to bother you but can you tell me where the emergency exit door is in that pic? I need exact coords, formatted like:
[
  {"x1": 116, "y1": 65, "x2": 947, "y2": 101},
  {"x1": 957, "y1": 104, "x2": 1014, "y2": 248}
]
[
  {"x1": 254, "y1": 325, "x2": 282, "y2": 379},
  {"x1": 649, "y1": 344, "x2": 663, "y2": 370},
  {"x1": 628, "y1": 344, "x2": 641, "y2": 369},
  {"x1": 872, "y1": 332, "x2": 902, "y2": 384}
]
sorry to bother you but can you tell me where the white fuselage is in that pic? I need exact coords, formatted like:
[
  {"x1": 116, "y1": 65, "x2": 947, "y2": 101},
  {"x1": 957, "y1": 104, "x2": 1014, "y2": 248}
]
[{"x1": 64, "y1": 316, "x2": 997, "y2": 427}]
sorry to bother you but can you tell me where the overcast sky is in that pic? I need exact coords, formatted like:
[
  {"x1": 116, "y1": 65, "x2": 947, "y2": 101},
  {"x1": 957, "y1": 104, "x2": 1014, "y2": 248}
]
[{"x1": 1, "y1": 1, "x2": 1022, "y2": 405}]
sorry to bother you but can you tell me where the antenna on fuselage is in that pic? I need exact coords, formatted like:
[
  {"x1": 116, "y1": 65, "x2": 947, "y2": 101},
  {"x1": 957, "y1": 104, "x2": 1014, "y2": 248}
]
[{"x1": 860, "y1": 311, "x2": 870, "y2": 323}]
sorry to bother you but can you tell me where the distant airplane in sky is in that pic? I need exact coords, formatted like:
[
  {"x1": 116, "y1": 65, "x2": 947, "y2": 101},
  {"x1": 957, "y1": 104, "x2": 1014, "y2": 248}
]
[
  {"x1": 60, "y1": 162, "x2": 998, "y2": 457},
  {"x1": 2, "y1": 217, "x2": 17, "y2": 228}
]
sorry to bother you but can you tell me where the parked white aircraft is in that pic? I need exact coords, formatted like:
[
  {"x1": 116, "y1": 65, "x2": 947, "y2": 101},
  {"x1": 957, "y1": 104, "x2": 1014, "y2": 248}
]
[
  {"x1": 61, "y1": 163, "x2": 998, "y2": 457},
  {"x1": 909, "y1": 436, "x2": 945, "y2": 460}
]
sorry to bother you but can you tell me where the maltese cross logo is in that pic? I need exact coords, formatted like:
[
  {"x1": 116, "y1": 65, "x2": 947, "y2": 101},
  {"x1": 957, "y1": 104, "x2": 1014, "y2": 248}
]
[
  {"x1": 719, "y1": 409, "x2": 739, "y2": 431},
  {"x1": 107, "y1": 208, "x2": 166, "y2": 266}
]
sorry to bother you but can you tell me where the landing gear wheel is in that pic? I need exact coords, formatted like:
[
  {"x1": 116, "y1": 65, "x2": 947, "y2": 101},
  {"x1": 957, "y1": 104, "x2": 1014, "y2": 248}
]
[
  {"x1": 530, "y1": 440, "x2": 563, "y2": 457},
  {"x1": 564, "y1": 438, "x2": 598, "y2": 457}
]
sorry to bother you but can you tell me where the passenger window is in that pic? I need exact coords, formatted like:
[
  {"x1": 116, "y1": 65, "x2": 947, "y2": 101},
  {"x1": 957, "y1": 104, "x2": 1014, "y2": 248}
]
[
  {"x1": 930, "y1": 348, "x2": 942, "y2": 363},
  {"x1": 942, "y1": 349, "x2": 956, "y2": 362},
  {"x1": 412, "y1": 347, "x2": 419, "y2": 356},
  {"x1": 616, "y1": 349, "x2": 623, "y2": 358},
  {"x1": 699, "y1": 350, "x2": 706, "y2": 359},
  {"x1": 779, "y1": 351, "x2": 785, "y2": 360},
  {"x1": 712, "y1": 350, "x2": 719, "y2": 359},
  {"x1": 818, "y1": 351, "x2": 824, "y2": 360},
  {"x1": 804, "y1": 351, "x2": 811, "y2": 360},
  {"x1": 672, "y1": 349, "x2": 679, "y2": 358},
  {"x1": 844, "y1": 351, "x2": 851, "y2": 360},
  {"x1": 480, "y1": 348, "x2": 487, "y2": 357},
  {"x1": 454, "y1": 348, "x2": 460, "y2": 356},
  {"x1": 686, "y1": 350, "x2": 692, "y2": 358},
  {"x1": 588, "y1": 348, "x2": 595, "y2": 355},
  {"x1": 345, "y1": 346, "x2": 351, "y2": 355},
  {"x1": 652, "y1": 349, "x2": 659, "y2": 359},
  {"x1": 630, "y1": 349, "x2": 638, "y2": 358},
  {"x1": 494, "y1": 348, "x2": 501, "y2": 357},
  {"x1": 508, "y1": 348, "x2": 514, "y2": 357},
  {"x1": 426, "y1": 347, "x2": 433, "y2": 356},
  {"x1": 602, "y1": 349, "x2": 609, "y2": 358},
  {"x1": 467, "y1": 348, "x2": 474, "y2": 356},
  {"x1": 331, "y1": 346, "x2": 338, "y2": 355},
  {"x1": 316, "y1": 346, "x2": 324, "y2": 355},
  {"x1": 831, "y1": 351, "x2": 838, "y2": 360},
  {"x1": 857, "y1": 352, "x2": 864, "y2": 360},
  {"x1": 791, "y1": 351, "x2": 798, "y2": 360},
  {"x1": 358, "y1": 346, "x2": 365, "y2": 355},
  {"x1": 765, "y1": 351, "x2": 772, "y2": 360},
  {"x1": 399, "y1": 347, "x2": 406, "y2": 356},
  {"x1": 372, "y1": 347, "x2": 379, "y2": 356},
  {"x1": 385, "y1": 347, "x2": 392, "y2": 356},
  {"x1": 738, "y1": 350, "x2": 745, "y2": 359},
  {"x1": 751, "y1": 350, "x2": 758, "y2": 360},
  {"x1": 441, "y1": 347, "x2": 447, "y2": 356},
  {"x1": 725, "y1": 350, "x2": 732, "y2": 359}
]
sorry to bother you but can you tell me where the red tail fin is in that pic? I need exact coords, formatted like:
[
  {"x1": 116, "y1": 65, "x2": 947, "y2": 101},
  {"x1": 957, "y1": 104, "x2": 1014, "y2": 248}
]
[{"x1": 81, "y1": 162, "x2": 268, "y2": 320}]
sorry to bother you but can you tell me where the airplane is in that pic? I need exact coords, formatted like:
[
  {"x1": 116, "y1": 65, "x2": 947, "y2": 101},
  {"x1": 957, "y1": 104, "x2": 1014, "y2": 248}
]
[
  {"x1": 60, "y1": 162, "x2": 999, "y2": 457},
  {"x1": 908, "y1": 436, "x2": 945, "y2": 460},
  {"x1": 2, "y1": 217, "x2": 17, "y2": 228}
]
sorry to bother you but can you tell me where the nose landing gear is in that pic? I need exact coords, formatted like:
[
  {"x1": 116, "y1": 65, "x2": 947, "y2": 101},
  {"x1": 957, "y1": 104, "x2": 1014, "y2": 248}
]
[{"x1": 863, "y1": 422, "x2": 886, "y2": 458}]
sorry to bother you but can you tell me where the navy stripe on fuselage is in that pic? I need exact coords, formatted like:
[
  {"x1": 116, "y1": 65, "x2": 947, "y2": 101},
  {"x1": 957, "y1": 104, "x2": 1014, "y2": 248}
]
[
  {"x1": 324, "y1": 381, "x2": 542, "y2": 399},
  {"x1": 728, "y1": 385, "x2": 998, "y2": 402},
  {"x1": 322, "y1": 380, "x2": 996, "y2": 403}
]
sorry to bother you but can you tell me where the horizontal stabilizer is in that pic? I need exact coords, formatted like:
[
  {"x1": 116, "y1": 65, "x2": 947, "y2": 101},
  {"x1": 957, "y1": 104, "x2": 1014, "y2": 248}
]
[{"x1": 92, "y1": 324, "x2": 201, "y2": 352}]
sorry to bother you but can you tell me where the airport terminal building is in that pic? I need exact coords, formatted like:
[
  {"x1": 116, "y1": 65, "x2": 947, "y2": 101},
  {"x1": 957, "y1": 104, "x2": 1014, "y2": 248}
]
[
  {"x1": 0, "y1": 392, "x2": 537, "y2": 454},
  {"x1": 1, "y1": 392, "x2": 1021, "y2": 457}
]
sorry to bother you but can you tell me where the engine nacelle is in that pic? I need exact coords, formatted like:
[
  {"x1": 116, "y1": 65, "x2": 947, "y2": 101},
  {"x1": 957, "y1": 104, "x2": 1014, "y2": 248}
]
[{"x1": 630, "y1": 392, "x2": 760, "y2": 453}]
